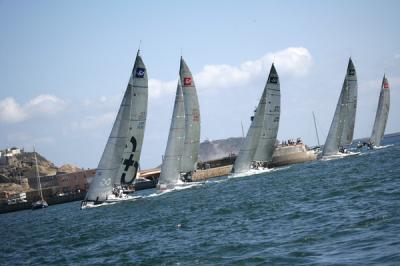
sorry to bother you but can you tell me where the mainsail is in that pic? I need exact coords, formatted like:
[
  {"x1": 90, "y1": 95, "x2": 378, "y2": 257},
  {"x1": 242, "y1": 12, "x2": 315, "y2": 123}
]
[
  {"x1": 322, "y1": 58, "x2": 357, "y2": 156},
  {"x1": 254, "y1": 64, "x2": 281, "y2": 162},
  {"x1": 179, "y1": 57, "x2": 201, "y2": 173},
  {"x1": 115, "y1": 52, "x2": 148, "y2": 185},
  {"x1": 85, "y1": 51, "x2": 148, "y2": 202},
  {"x1": 370, "y1": 75, "x2": 390, "y2": 147},
  {"x1": 233, "y1": 81, "x2": 267, "y2": 173},
  {"x1": 158, "y1": 82, "x2": 186, "y2": 188},
  {"x1": 340, "y1": 58, "x2": 357, "y2": 146}
]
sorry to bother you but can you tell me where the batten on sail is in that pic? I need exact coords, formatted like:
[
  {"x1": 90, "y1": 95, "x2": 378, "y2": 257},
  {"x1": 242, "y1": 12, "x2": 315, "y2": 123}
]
[
  {"x1": 179, "y1": 57, "x2": 201, "y2": 174},
  {"x1": 370, "y1": 75, "x2": 390, "y2": 147}
]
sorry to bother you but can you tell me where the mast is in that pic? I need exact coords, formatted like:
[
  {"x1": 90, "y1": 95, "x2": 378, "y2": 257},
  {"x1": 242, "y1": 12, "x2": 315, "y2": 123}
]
[
  {"x1": 312, "y1": 111, "x2": 320, "y2": 146},
  {"x1": 33, "y1": 146, "x2": 44, "y2": 201}
]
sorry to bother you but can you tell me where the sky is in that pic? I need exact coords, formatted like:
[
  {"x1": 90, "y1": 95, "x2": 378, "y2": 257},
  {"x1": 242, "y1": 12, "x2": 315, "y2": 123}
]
[{"x1": 0, "y1": 0, "x2": 399, "y2": 169}]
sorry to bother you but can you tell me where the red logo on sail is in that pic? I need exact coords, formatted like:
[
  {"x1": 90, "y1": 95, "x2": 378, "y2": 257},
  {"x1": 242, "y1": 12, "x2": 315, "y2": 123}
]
[
  {"x1": 383, "y1": 82, "x2": 389, "y2": 89},
  {"x1": 183, "y1": 77, "x2": 192, "y2": 86}
]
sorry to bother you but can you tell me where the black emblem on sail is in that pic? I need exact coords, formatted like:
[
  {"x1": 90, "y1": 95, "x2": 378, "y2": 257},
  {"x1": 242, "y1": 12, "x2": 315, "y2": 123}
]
[
  {"x1": 269, "y1": 76, "x2": 278, "y2": 84},
  {"x1": 136, "y1": 68, "x2": 145, "y2": 78},
  {"x1": 120, "y1": 137, "x2": 139, "y2": 184},
  {"x1": 348, "y1": 69, "x2": 355, "y2": 76}
]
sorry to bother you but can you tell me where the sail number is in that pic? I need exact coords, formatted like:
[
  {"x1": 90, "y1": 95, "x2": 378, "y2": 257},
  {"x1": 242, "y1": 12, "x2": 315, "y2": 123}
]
[{"x1": 120, "y1": 136, "x2": 139, "y2": 184}]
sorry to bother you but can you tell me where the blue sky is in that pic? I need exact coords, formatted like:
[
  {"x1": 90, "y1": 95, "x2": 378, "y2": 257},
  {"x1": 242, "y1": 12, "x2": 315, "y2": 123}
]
[{"x1": 0, "y1": 0, "x2": 399, "y2": 168}]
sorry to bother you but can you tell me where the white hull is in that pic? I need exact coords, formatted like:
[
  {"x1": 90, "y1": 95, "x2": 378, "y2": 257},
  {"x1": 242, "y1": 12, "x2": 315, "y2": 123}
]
[
  {"x1": 321, "y1": 151, "x2": 360, "y2": 161},
  {"x1": 81, "y1": 194, "x2": 141, "y2": 209}
]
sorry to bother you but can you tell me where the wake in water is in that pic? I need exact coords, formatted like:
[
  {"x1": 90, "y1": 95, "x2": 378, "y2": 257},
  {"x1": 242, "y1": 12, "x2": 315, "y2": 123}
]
[
  {"x1": 146, "y1": 182, "x2": 203, "y2": 198},
  {"x1": 229, "y1": 165, "x2": 291, "y2": 179},
  {"x1": 374, "y1": 144, "x2": 394, "y2": 150},
  {"x1": 320, "y1": 151, "x2": 361, "y2": 161}
]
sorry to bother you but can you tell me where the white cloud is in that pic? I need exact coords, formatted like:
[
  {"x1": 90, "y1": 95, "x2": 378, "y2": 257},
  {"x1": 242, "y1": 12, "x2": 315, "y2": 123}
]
[
  {"x1": 82, "y1": 95, "x2": 121, "y2": 109},
  {"x1": 148, "y1": 47, "x2": 313, "y2": 97},
  {"x1": 71, "y1": 112, "x2": 116, "y2": 131},
  {"x1": 0, "y1": 94, "x2": 67, "y2": 123},
  {"x1": 26, "y1": 94, "x2": 67, "y2": 115},
  {"x1": 0, "y1": 97, "x2": 27, "y2": 123},
  {"x1": 149, "y1": 79, "x2": 177, "y2": 98}
]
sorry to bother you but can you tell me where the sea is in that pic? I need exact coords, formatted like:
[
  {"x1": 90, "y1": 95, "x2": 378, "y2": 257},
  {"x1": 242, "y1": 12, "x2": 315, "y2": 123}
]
[{"x1": 1, "y1": 135, "x2": 400, "y2": 265}]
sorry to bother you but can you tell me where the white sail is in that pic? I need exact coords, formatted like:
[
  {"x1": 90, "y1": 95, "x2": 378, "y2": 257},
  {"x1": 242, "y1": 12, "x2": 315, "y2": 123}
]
[
  {"x1": 254, "y1": 64, "x2": 281, "y2": 162},
  {"x1": 322, "y1": 58, "x2": 357, "y2": 157},
  {"x1": 340, "y1": 58, "x2": 357, "y2": 146},
  {"x1": 115, "y1": 52, "x2": 148, "y2": 185},
  {"x1": 179, "y1": 57, "x2": 201, "y2": 173},
  {"x1": 85, "y1": 51, "x2": 148, "y2": 202},
  {"x1": 370, "y1": 75, "x2": 390, "y2": 147},
  {"x1": 158, "y1": 82, "x2": 186, "y2": 188},
  {"x1": 233, "y1": 82, "x2": 267, "y2": 173}
]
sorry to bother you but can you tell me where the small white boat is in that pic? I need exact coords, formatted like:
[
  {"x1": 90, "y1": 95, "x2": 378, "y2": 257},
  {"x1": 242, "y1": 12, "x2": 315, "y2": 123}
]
[{"x1": 31, "y1": 146, "x2": 48, "y2": 210}]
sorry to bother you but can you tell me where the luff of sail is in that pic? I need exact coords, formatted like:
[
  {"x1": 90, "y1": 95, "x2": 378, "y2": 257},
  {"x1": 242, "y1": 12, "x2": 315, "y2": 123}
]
[
  {"x1": 115, "y1": 52, "x2": 148, "y2": 185},
  {"x1": 322, "y1": 71, "x2": 350, "y2": 156},
  {"x1": 340, "y1": 58, "x2": 357, "y2": 146},
  {"x1": 254, "y1": 64, "x2": 281, "y2": 162},
  {"x1": 179, "y1": 57, "x2": 201, "y2": 173},
  {"x1": 158, "y1": 82, "x2": 186, "y2": 188},
  {"x1": 233, "y1": 85, "x2": 267, "y2": 173},
  {"x1": 370, "y1": 75, "x2": 390, "y2": 147},
  {"x1": 84, "y1": 51, "x2": 147, "y2": 202}
]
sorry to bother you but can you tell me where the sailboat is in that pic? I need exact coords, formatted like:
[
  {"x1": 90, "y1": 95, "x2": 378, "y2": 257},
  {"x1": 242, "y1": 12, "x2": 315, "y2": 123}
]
[
  {"x1": 157, "y1": 57, "x2": 200, "y2": 190},
  {"x1": 231, "y1": 63, "x2": 280, "y2": 176},
  {"x1": 322, "y1": 58, "x2": 359, "y2": 159},
  {"x1": 81, "y1": 50, "x2": 148, "y2": 209},
  {"x1": 179, "y1": 57, "x2": 201, "y2": 182},
  {"x1": 31, "y1": 146, "x2": 48, "y2": 210},
  {"x1": 369, "y1": 75, "x2": 390, "y2": 147}
]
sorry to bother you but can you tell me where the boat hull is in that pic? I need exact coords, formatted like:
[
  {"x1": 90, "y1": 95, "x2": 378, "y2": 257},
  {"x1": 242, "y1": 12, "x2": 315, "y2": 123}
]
[
  {"x1": 31, "y1": 200, "x2": 48, "y2": 210},
  {"x1": 81, "y1": 195, "x2": 141, "y2": 209}
]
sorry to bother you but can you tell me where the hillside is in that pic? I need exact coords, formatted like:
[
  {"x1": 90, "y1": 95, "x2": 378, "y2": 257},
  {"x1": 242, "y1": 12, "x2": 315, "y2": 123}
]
[
  {"x1": 199, "y1": 137, "x2": 243, "y2": 161},
  {"x1": 0, "y1": 151, "x2": 82, "y2": 194}
]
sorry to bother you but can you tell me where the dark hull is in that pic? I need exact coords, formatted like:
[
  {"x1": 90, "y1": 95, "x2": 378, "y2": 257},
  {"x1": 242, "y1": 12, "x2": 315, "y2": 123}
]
[
  {"x1": 31, "y1": 201, "x2": 48, "y2": 210},
  {"x1": 134, "y1": 179, "x2": 158, "y2": 191}
]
